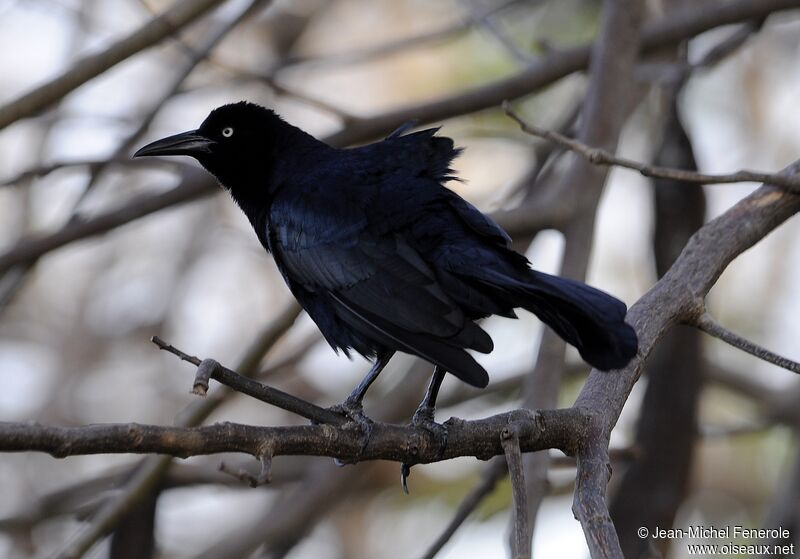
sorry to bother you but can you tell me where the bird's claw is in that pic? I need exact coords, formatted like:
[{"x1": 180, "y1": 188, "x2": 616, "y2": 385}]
[
  {"x1": 400, "y1": 463, "x2": 411, "y2": 494},
  {"x1": 411, "y1": 406, "x2": 449, "y2": 451},
  {"x1": 399, "y1": 408, "x2": 449, "y2": 494},
  {"x1": 326, "y1": 399, "x2": 373, "y2": 465}
]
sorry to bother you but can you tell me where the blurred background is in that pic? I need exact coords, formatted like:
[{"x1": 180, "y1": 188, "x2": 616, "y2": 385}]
[{"x1": 1, "y1": 0, "x2": 800, "y2": 557}]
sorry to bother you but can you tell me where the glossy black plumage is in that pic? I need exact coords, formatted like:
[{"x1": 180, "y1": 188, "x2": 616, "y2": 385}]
[{"x1": 135, "y1": 102, "x2": 638, "y2": 390}]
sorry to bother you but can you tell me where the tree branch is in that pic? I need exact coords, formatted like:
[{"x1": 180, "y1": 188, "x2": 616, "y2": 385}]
[
  {"x1": 503, "y1": 423, "x2": 531, "y2": 558},
  {"x1": 151, "y1": 336, "x2": 346, "y2": 425},
  {"x1": 691, "y1": 312, "x2": 800, "y2": 374},
  {"x1": 572, "y1": 162, "x2": 800, "y2": 558},
  {"x1": 0, "y1": 408, "x2": 585, "y2": 464},
  {"x1": 503, "y1": 103, "x2": 800, "y2": 192}
]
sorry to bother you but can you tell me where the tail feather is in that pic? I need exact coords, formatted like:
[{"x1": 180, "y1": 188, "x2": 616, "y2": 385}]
[
  {"x1": 476, "y1": 269, "x2": 638, "y2": 370},
  {"x1": 523, "y1": 271, "x2": 637, "y2": 370}
]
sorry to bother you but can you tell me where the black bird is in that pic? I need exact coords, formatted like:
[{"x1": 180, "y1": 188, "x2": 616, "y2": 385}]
[{"x1": 135, "y1": 102, "x2": 637, "y2": 427}]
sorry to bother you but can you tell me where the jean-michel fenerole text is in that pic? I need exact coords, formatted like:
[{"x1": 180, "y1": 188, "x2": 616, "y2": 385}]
[{"x1": 651, "y1": 526, "x2": 790, "y2": 540}]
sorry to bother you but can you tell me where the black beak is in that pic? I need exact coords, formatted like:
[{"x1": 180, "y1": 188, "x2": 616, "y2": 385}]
[{"x1": 133, "y1": 130, "x2": 215, "y2": 158}]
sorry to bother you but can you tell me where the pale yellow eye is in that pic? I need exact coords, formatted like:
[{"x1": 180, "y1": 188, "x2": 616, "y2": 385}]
[{"x1": 222, "y1": 127, "x2": 234, "y2": 138}]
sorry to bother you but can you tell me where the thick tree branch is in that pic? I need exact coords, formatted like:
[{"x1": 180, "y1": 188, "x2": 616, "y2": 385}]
[
  {"x1": 572, "y1": 163, "x2": 800, "y2": 557},
  {"x1": 0, "y1": 408, "x2": 585, "y2": 465}
]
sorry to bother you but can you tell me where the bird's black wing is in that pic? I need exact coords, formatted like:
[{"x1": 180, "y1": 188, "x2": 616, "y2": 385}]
[{"x1": 269, "y1": 192, "x2": 491, "y2": 387}]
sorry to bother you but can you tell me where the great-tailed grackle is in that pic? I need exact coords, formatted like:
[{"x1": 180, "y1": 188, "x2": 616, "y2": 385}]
[{"x1": 135, "y1": 101, "x2": 637, "y2": 428}]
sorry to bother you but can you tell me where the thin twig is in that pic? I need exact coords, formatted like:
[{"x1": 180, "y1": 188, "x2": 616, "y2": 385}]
[
  {"x1": 637, "y1": 19, "x2": 764, "y2": 86},
  {"x1": 692, "y1": 312, "x2": 800, "y2": 375},
  {"x1": 151, "y1": 336, "x2": 346, "y2": 425},
  {"x1": 218, "y1": 450, "x2": 273, "y2": 488},
  {"x1": 503, "y1": 102, "x2": 800, "y2": 192}
]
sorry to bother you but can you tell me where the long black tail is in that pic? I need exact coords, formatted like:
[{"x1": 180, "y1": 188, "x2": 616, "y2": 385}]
[{"x1": 483, "y1": 269, "x2": 638, "y2": 370}]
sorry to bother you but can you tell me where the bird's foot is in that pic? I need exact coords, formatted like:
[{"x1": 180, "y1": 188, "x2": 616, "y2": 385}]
[
  {"x1": 327, "y1": 398, "x2": 373, "y2": 466},
  {"x1": 400, "y1": 407, "x2": 449, "y2": 494}
]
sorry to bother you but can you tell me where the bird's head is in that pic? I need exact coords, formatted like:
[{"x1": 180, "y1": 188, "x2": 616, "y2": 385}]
[{"x1": 134, "y1": 102, "x2": 302, "y2": 190}]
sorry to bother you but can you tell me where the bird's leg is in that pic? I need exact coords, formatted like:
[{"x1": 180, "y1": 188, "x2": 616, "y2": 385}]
[
  {"x1": 401, "y1": 366, "x2": 449, "y2": 493},
  {"x1": 328, "y1": 351, "x2": 394, "y2": 466},
  {"x1": 340, "y1": 350, "x2": 394, "y2": 414},
  {"x1": 411, "y1": 365, "x2": 446, "y2": 424}
]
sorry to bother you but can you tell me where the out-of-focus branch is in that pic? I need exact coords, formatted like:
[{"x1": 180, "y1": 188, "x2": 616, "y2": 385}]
[
  {"x1": 553, "y1": 1, "x2": 645, "y2": 556},
  {"x1": 281, "y1": 0, "x2": 525, "y2": 68},
  {"x1": 0, "y1": 460, "x2": 305, "y2": 533},
  {"x1": 503, "y1": 105, "x2": 800, "y2": 192},
  {"x1": 0, "y1": 0, "x2": 228, "y2": 130},
  {"x1": 419, "y1": 457, "x2": 508, "y2": 559},
  {"x1": 470, "y1": 0, "x2": 535, "y2": 65},
  {"x1": 691, "y1": 312, "x2": 800, "y2": 374},
  {"x1": 609, "y1": 87, "x2": 706, "y2": 558},
  {"x1": 637, "y1": 18, "x2": 764, "y2": 86},
  {"x1": 324, "y1": 0, "x2": 799, "y2": 147},
  {"x1": 83, "y1": 0, "x2": 269, "y2": 198},
  {"x1": 0, "y1": 158, "x2": 187, "y2": 187},
  {"x1": 512, "y1": 0, "x2": 645, "y2": 554},
  {"x1": 0, "y1": 168, "x2": 217, "y2": 274},
  {"x1": 0, "y1": 0, "x2": 791, "y2": 275},
  {"x1": 761, "y1": 446, "x2": 800, "y2": 551}
]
